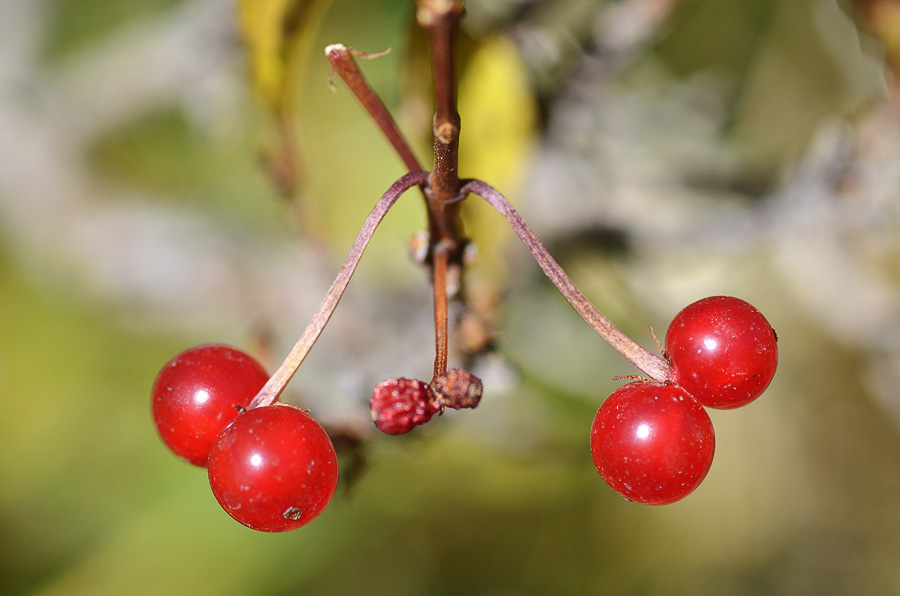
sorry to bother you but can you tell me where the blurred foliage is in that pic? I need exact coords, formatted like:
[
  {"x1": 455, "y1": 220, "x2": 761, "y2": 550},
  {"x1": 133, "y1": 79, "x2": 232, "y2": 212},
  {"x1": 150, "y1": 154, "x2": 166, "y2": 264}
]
[
  {"x1": 237, "y1": 0, "x2": 331, "y2": 110},
  {"x1": 2, "y1": 0, "x2": 900, "y2": 595},
  {"x1": 89, "y1": 107, "x2": 286, "y2": 233},
  {"x1": 236, "y1": 0, "x2": 332, "y2": 197},
  {"x1": 41, "y1": 0, "x2": 183, "y2": 59}
]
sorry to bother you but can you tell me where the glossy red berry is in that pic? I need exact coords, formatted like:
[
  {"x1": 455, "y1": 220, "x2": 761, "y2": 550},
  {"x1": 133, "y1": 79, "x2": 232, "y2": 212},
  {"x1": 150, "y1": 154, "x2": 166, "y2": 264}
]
[
  {"x1": 369, "y1": 378, "x2": 441, "y2": 435},
  {"x1": 590, "y1": 382, "x2": 715, "y2": 505},
  {"x1": 152, "y1": 344, "x2": 269, "y2": 466},
  {"x1": 665, "y1": 296, "x2": 778, "y2": 409},
  {"x1": 207, "y1": 404, "x2": 338, "y2": 532}
]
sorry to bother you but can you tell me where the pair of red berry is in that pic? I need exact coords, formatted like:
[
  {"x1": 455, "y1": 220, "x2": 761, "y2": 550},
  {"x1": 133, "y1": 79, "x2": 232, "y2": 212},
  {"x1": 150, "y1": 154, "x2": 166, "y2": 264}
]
[
  {"x1": 589, "y1": 296, "x2": 778, "y2": 505},
  {"x1": 151, "y1": 345, "x2": 338, "y2": 532}
]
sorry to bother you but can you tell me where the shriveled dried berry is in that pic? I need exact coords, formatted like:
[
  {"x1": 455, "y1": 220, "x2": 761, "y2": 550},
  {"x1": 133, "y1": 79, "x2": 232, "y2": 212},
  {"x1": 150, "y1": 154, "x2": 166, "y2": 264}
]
[
  {"x1": 432, "y1": 368, "x2": 483, "y2": 410},
  {"x1": 369, "y1": 378, "x2": 441, "y2": 435}
]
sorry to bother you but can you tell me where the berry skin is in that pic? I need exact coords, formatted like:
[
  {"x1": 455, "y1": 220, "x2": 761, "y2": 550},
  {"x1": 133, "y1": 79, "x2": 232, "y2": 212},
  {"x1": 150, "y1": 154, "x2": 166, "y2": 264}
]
[
  {"x1": 369, "y1": 378, "x2": 441, "y2": 435},
  {"x1": 665, "y1": 296, "x2": 778, "y2": 409},
  {"x1": 207, "y1": 404, "x2": 338, "y2": 532},
  {"x1": 590, "y1": 382, "x2": 715, "y2": 505},
  {"x1": 152, "y1": 344, "x2": 269, "y2": 466}
]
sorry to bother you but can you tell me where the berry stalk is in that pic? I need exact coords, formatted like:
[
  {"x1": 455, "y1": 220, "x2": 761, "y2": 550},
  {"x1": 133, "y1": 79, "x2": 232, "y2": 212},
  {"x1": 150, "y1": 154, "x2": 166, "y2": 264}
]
[
  {"x1": 460, "y1": 178, "x2": 672, "y2": 383},
  {"x1": 248, "y1": 170, "x2": 430, "y2": 409}
]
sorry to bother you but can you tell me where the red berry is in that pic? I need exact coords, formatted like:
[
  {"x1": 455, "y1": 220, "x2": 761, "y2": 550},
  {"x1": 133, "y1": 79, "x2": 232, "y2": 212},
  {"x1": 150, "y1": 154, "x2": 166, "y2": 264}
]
[
  {"x1": 369, "y1": 378, "x2": 441, "y2": 435},
  {"x1": 152, "y1": 344, "x2": 269, "y2": 466},
  {"x1": 207, "y1": 404, "x2": 338, "y2": 532},
  {"x1": 665, "y1": 296, "x2": 778, "y2": 409},
  {"x1": 590, "y1": 382, "x2": 715, "y2": 505}
]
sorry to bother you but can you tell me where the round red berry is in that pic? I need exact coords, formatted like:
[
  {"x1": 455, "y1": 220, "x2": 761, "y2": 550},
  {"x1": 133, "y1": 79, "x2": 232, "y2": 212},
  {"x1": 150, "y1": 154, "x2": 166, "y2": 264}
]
[
  {"x1": 665, "y1": 296, "x2": 778, "y2": 409},
  {"x1": 369, "y1": 378, "x2": 441, "y2": 435},
  {"x1": 152, "y1": 344, "x2": 269, "y2": 466},
  {"x1": 207, "y1": 404, "x2": 338, "y2": 532},
  {"x1": 590, "y1": 382, "x2": 715, "y2": 505}
]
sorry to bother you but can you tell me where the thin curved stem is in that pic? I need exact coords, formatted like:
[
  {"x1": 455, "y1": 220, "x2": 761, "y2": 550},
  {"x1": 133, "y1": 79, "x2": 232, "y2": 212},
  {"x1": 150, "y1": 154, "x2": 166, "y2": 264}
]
[
  {"x1": 249, "y1": 170, "x2": 431, "y2": 409},
  {"x1": 459, "y1": 178, "x2": 672, "y2": 383}
]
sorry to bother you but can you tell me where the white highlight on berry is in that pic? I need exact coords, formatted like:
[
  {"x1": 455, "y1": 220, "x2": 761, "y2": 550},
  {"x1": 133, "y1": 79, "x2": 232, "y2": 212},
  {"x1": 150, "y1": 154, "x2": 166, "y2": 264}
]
[{"x1": 636, "y1": 423, "x2": 651, "y2": 440}]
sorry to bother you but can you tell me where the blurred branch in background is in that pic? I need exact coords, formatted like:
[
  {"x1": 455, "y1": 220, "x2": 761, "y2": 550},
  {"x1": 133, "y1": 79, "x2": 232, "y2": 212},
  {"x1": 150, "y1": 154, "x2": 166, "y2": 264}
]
[{"x1": 2, "y1": 0, "x2": 900, "y2": 594}]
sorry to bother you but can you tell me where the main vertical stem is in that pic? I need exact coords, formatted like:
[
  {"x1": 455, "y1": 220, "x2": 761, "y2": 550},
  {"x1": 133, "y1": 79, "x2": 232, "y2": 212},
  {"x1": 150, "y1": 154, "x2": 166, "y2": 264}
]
[
  {"x1": 423, "y1": 5, "x2": 461, "y2": 204},
  {"x1": 418, "y1": 0, "x2": 466, "y2": 255},
  {"x1": 432, "y1": 245, "x2": 450, "y2": 379},
  {"x1": 418, "y1": 0, "x2": 467, "y2": 380}
]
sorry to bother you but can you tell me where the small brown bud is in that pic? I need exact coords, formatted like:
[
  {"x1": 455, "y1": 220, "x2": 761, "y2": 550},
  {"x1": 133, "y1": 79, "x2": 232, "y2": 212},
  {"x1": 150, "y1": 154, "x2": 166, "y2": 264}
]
[{"x1": 432, "y1": 368, "x2": 483, "y2": 410}]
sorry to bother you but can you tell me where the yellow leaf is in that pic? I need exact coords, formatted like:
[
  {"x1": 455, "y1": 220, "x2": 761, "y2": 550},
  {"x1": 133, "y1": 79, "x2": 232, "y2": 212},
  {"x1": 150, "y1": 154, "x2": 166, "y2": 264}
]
[
  {"x1": 458, "y1": 35, "x2": 538, "y2": 288},
  {"x1": 458, "y1": 35, "x2": 537, "y2": 191},
  {"x1": 236, "y1": 0, "x2": 332, "y2": 200},
  {"x1": 237, "y1": 0, "x2": 332, "y2": 111}
]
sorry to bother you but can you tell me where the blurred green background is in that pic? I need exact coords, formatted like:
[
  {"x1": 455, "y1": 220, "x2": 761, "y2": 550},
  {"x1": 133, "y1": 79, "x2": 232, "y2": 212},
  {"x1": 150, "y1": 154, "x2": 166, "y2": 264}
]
[{"x1": 3, "y1": 0, "x2": 900, "y2": 594}]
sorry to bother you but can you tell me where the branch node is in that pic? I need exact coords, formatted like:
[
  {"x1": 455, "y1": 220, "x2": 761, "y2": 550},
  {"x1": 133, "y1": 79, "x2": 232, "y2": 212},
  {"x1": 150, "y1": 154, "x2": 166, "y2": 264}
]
[{"x1": 435, "y1": 121, "x2": 459, "y2": 144}]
